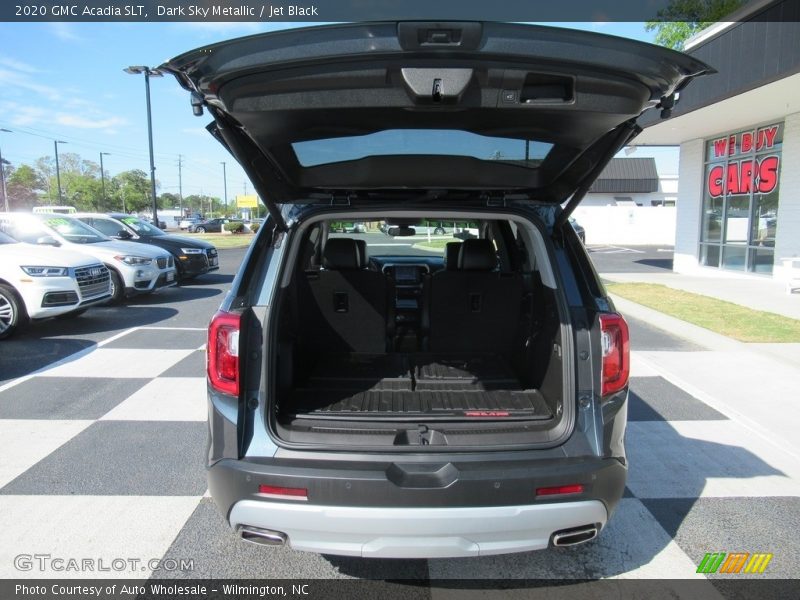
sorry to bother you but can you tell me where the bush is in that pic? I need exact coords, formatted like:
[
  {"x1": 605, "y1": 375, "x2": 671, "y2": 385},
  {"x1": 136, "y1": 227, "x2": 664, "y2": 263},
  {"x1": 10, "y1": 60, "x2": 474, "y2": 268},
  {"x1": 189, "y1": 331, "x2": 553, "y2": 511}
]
[
  {"x1": 224, "y1": 222, "x2": 245, "y2": 233},
  {"x1": 250, "y1": 223, "x2": 260, "y2": 234}
]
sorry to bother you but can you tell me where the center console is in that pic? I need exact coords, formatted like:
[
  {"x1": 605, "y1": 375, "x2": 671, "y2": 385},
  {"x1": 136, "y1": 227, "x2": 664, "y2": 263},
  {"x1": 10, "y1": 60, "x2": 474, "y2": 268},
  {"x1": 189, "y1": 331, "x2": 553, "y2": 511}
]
[{"x1": 382, "y1": 264, "x2": 429, "y2": 349}]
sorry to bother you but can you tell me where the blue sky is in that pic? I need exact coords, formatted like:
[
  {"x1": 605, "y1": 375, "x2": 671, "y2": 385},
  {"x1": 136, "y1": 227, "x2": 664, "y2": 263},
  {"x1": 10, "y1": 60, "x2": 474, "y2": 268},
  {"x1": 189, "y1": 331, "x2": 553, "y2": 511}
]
[{"x1": 0, "y1": 21, "x2": 678, "y2": 206}]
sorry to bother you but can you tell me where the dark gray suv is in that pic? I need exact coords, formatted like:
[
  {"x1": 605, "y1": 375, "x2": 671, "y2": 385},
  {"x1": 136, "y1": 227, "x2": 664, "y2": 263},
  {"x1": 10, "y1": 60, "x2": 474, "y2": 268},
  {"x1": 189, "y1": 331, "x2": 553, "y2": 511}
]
[{"x1": 162, "y1": 21, "x2": 709, "y2": 558}]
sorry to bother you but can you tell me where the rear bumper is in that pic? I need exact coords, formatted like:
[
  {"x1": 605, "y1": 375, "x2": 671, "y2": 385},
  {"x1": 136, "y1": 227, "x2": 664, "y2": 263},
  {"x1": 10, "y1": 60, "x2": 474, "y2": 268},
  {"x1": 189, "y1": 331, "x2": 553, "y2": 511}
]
[
  {"x1": 209, "y1": 454, "x2": 625, "y2": 557},
  {"x1": 229, "y1": 499, "x2": 607, "y2": 558}
]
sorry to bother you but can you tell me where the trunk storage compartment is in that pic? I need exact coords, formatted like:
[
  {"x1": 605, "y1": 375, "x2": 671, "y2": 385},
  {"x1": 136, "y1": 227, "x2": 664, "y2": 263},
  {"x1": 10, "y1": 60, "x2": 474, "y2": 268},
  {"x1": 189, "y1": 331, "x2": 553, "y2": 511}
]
[{"x1": 284, "y1": 353, "x2": 553, "y2": 422}]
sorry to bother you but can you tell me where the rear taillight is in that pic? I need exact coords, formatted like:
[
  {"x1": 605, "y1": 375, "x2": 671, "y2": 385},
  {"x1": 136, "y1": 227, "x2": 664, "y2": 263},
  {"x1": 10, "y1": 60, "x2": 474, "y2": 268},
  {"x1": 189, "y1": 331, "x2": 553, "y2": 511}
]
[
  {"x1": 208, "y1": 310, "x2": 241, "y2": 396},
  {"x1": 536, "y1": 484, "x2": 584, "y2": 497},
  {"x1": 258, "y1": 484, "x2": 308, "y2": 501},
  {"x1": 599, "y1": 313, "x2": 630, "y2": 396}
]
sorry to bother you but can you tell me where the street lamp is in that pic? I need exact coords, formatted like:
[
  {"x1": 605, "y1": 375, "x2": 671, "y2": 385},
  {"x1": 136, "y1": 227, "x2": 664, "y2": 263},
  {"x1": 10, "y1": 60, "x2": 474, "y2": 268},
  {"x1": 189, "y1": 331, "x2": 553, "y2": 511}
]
[
  {"x1": 54, "y1": 139, "x2": 67, "y2": 204},
  {"x1": 221, "y1": 161, "x2": 228, "y2": 216},
  {"x1": 0, "y1": 128, "x2": 11, "y2": 212},
  {"x1": 124, "y1": 65, "x2": 163, "y2": 225},
  {"x1": 99, "y1": 152, "x2": 111, "y2": 210}
]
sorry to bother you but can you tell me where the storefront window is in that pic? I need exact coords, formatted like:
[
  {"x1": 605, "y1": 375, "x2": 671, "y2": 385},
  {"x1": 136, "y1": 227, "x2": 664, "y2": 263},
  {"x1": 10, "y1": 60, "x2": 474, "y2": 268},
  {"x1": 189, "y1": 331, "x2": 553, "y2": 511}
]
[
  {"x1": 701, "y1": 243, "x2": 721, "y2": 268},
  {"x1": 700, "y1": 122, "x2": 783, "y2": 274}
]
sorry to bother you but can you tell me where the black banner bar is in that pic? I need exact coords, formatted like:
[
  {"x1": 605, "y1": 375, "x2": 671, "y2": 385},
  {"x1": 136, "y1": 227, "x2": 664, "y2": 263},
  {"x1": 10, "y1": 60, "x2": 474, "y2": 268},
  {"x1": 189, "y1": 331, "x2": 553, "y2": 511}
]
[
  {"x1": 0, "y1": 0, "x2": 704, "y2": 23},
  {"x1": 2, "y1": 579, "x2": 800, "y2": 600}
]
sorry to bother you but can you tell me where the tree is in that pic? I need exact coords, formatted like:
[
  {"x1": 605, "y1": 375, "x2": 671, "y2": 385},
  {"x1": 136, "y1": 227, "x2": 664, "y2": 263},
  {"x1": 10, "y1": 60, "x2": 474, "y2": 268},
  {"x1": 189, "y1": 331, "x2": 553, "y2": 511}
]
[
  {"x1": 113, "y1": 169, "x2": 152, "y2": 213},
  {"x1": 158, "y1": 192, "x2": 180, "y2": 210},
  {"x1": 6, "y1": 164, "x2": 46, "y2": 211},
  {"x1": 184, "y1": 193, "x2": 222, "y2": 217},
  {"x1": 645, "y1": 0, "x2": 744, "y2": 49}
]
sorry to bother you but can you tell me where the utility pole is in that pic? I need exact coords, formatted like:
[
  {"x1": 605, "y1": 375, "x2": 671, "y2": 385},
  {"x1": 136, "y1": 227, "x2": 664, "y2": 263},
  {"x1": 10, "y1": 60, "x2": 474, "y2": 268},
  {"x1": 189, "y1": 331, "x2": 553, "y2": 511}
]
[
  {"x1": 54, "y1": 140, "x2": 67, "y2": 204},
  {"x1": 99, "y1": 152, "x2": 111, "y2": 210},
  {"x1": 221, "y1": 161, "x2": 228, "y2": 216},
  {"x1": 0, "y1": 128, "x2": 11, "y2": 212},
  {"x1": 177, "y1": 154, "x2": 184, "y2": 217}
]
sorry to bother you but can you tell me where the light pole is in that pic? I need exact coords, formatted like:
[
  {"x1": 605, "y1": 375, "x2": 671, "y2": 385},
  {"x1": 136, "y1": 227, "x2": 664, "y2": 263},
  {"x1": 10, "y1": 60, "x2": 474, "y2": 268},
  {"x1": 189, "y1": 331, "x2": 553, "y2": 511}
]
[
  {"x1": 124, "y1": 65, "x2": 163, "y2": 225},
  {"x1": 99, "y1": 152, "x2": 111, "y2": 210},
  {"x1": 0, "y1": 128, "x2": 11, "y2": 212},
  {"x1": 54, "y1": 140, "x2": 67, "y2": 204},
  {"x1": 221, "y1": 161, "x2": 228, "y2": 216}
]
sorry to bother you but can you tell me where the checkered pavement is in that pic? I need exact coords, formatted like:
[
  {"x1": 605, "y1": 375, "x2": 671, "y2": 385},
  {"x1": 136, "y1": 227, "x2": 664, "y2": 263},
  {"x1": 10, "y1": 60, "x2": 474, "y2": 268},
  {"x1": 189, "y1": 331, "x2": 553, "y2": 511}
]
[{"x1": 1, "y1": 325, "x2": 798, "y2": 580}]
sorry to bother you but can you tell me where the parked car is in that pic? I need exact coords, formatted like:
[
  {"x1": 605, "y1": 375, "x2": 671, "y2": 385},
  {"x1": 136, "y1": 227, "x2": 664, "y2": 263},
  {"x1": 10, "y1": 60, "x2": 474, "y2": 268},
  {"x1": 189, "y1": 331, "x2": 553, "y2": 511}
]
[
  {"x1": 189, "y1": 218, "x2": 243, "y2": 233},
  {"x1": 569, "y1": 217, "x2": 586, "y2": 244},
  {"x1": 179, "y1": 217, "x2": 200, "y2": 230},
  {"x1": 140, "y1": 215, "x2": 167, "y2": 229},
  {"x1": 162, "y1": 21, "x2": 709, "y2": 558},
  {"x1": 0, "y1": 213, "x2": 177, "y2": 304},
  {"x1": 74, "y1": 213, "x2": 219, "y2": 281},
  {"x1": 0, "y1": 229, "x2": 112, "y2": 339},
  {"x1": 329, "y1": 221, "x2": 366, "y2": 234}
]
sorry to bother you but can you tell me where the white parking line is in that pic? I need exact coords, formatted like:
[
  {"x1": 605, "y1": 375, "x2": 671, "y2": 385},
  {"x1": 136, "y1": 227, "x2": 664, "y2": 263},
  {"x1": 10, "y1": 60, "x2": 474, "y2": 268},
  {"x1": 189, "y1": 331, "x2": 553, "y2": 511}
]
[
  {"x1": 0, "y1": 326, "x2": 140, "y2": 394},
  {"x1": 0, "y1": 326, "x2": 208, "y2": 395},
  {"x1": 588, "y1": 245, "x2": 647, "y2": 254}
]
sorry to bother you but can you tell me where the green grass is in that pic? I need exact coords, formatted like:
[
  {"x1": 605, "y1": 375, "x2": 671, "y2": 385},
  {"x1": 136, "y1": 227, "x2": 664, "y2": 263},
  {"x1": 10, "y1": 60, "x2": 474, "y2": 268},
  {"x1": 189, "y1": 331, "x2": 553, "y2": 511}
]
[
  {"x1": 180, "y1": 232, "x2": 254, "y2": 249},
  {"x1": 606, "y1": 282, "x2": 800, "y2": 343},
  {"x1": 412, "y1": 239, "x2": 456, "y2": 252}
]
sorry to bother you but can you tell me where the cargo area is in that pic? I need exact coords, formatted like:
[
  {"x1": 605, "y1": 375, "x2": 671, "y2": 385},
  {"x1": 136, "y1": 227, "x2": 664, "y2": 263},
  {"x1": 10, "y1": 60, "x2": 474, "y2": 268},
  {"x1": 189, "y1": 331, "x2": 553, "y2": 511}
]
[
  {"x1": 287, "y1": 353, "x2": 553, "y2": 421},
  {"x1": 268, "y1": 217, "x2": 572, "y2": 448}
]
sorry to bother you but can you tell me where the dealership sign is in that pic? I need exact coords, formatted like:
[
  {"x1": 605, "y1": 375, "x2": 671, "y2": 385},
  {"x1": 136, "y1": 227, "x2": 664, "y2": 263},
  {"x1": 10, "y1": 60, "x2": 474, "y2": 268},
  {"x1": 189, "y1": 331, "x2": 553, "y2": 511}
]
[{"x1": 707, "y1": 125, "x2": 780, "y2": 198}]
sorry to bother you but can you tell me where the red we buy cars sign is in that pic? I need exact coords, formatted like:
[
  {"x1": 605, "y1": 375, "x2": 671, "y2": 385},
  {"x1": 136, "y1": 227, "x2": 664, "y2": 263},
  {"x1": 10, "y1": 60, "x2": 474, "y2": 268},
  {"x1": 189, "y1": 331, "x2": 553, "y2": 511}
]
[{"x1": 707, "y1": 125, "x2": 780, "y2": 198}]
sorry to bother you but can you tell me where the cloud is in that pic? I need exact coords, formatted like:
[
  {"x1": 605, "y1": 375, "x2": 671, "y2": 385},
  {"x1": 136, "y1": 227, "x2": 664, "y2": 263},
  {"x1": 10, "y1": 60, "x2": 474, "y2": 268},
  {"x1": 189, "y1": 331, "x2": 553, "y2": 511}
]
[
  {"x1": 0, "y1": 57, "x2": 42, "y2": 73},
  {"x1": 0, "y1": 103, "x2": 49, "y2": 127},
  {"x1": 0, "y1": 68, "x2": 62, "y2": 101},
  {"x1": 48, "y1": 23, "x2": 84, "y2": 42},
  {"x1": 55, "y1": 114, "x2": 127, "y2": 129}
]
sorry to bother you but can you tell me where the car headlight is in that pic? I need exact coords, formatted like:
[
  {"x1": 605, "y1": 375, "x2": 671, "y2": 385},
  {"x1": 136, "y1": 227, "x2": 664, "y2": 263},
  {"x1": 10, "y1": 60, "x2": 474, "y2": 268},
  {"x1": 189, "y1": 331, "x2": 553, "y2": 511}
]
[
  {"x1": 20, "y1": 266, "x2": 69, "y2": 277},
  {"x1": 114, "y1": 255, "x2": 153, "y2": 266},
  {"x1": 180, "y1": 248, "x2": 204, "y2": 254}
]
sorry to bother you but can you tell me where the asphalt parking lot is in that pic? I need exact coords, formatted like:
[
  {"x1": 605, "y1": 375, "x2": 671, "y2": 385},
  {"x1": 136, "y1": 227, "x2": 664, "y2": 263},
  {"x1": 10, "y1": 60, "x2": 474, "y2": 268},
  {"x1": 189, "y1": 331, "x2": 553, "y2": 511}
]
[{"x1": 0, "y1": 243, "x2": 798, "y2": 583}]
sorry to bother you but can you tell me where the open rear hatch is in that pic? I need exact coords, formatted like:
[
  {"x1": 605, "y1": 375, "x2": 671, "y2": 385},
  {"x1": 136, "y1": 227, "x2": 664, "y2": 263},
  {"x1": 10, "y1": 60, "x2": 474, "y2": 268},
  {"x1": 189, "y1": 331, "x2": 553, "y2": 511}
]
[{"x1": 160, "y1": 21, "x2": 711, "y2": 223}]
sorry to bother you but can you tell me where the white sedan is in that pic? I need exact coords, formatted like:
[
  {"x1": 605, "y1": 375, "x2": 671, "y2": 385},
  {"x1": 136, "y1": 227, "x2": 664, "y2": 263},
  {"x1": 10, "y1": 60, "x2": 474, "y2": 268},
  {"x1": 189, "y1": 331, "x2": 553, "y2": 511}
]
[{"x1": 0, "y1": 229, "x2": 112, "y2": 339}]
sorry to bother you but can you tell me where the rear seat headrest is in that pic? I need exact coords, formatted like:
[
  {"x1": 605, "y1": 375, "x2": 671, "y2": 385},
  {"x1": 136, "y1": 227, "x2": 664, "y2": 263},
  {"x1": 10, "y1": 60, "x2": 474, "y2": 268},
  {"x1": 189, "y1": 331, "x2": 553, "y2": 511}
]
[
  {"x1": 458, "y1": 239, "x2": 497, "y2": 271},
  {"x1": 444, "y1": 242, "x2": 462, "y2": 270},
  {"x1": 355, "y1": 239, "x2": 368, "y2": 268},
  {"x1": 323, "y1": 238, "x2": 362, "y2": 270}
]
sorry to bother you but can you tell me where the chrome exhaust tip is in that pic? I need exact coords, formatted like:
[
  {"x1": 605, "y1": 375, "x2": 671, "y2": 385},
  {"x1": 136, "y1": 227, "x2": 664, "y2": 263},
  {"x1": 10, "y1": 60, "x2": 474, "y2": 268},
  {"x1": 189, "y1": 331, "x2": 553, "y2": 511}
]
[
  {"x1": 551, "y1": 525, "x2": 599, "y2": 547},
  {"x1": 237, "y1": 526, "x2": 288, "y2": 547}
]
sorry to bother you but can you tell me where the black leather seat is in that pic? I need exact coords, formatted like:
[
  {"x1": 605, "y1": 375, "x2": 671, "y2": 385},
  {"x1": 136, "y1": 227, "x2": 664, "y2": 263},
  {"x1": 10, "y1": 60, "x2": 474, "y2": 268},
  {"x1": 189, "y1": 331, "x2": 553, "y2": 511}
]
[
  {"x1": 299, "y1": 238, "x2": 392, "y2": 353},
  {"x1": 428, "y1": 239, "x2": 523, "y2": 354},
  {"x1": 444, "y1": 241, "x2": 461, "y2": 270}
]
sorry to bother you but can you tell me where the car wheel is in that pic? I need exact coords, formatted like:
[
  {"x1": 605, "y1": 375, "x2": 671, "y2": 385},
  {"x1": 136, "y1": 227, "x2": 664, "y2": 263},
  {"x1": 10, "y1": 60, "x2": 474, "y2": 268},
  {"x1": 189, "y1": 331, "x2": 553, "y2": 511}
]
[
  {"x1": 196, "y1": 227, "x2": 206, "y2": 233},
  {"x1": 107, "y1": 269, "x2": 125, "y2": 305},
  {"x1": 0, "y1": 283, "x2": 28, "y2": 340},
  {"x1": 434, "y1": 227, "x2": 445, "y2": 235}
]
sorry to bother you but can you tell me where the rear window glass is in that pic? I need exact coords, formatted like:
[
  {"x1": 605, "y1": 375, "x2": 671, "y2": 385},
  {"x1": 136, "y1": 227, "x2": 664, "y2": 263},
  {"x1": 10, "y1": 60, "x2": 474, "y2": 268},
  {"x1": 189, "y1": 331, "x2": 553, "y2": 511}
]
[
  {"x1": 292, "y1": 130, "x2": 553, "y2": 168},
  {"x1": 43, "y1": 217, "x2": 107, "y2": 244},
  {"x1": 327, "y1": 220, "x2": 479, "y2": 258}
]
